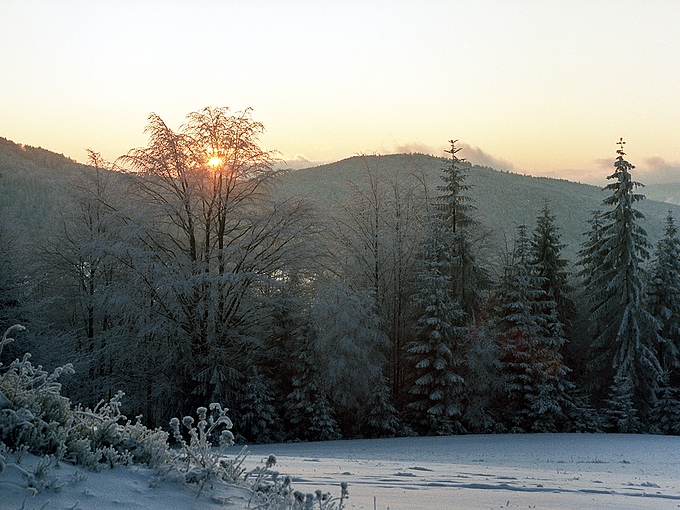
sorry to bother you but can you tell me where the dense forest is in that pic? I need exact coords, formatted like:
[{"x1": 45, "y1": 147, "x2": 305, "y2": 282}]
[{"x1": 1, "y1": 108, "x2": 680, "y2": 442}]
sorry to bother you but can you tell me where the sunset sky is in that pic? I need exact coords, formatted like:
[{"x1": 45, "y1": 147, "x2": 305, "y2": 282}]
[{"x1": 2, "y1": 1, "x2": 680, "y2": 185}]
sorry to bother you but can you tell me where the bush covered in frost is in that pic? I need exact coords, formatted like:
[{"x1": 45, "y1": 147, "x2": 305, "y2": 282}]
[
  {"x1": 0, "y1": 324, "x2": 349, "y2": 509},
  {"x1": 0, "y1": 325, "x2": 170, "y2": 470}
]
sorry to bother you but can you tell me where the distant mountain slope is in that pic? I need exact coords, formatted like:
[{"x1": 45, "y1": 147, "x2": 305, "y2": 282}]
[
  {"x1": 276, "y1": 153, "x2": 680, "y2": 262},
  {"x1": 644, "y1": 182, "x2": 680, "y2": 206},
  {"x1": 2, "y1": 140, "x2": 678, "y2": 264},
  {"x1": 0, "y1": 137, "x2": 86, "y2": 231}
]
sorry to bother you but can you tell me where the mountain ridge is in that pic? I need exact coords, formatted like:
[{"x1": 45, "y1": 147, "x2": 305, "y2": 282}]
[
  {"x1": 276, "y1": 152, "x2": 680, "y2": 262},
  {"x1": 2, "y1": 138, "x2": 679, "y2": 262}
]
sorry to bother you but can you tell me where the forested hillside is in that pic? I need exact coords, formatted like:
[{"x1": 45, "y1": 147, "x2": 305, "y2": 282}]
[
  {"x1": 2, "y1": 113, "x2": 680, "y2": 443},
  {"x1": 0, "y1": 137, "x2": 86, "y2": 231},
  {"x1": 3, "y1": 139, "x2": 678, "y2": 262},
  {"x1": 276, "y1": 153, "x2": 680, "y2": 261}
]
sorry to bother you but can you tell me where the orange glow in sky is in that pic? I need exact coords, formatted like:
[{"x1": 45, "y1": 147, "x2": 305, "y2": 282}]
[{"x1": 2, "y1": 1, "x2": 680, "y2": 185}]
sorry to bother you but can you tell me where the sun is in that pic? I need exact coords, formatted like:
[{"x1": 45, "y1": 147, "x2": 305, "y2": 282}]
[{"x1": 208, "y1": 156, "x2": 222, "y2": 168}]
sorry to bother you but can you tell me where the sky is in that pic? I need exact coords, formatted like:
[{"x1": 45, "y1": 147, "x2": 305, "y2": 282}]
[{"x1": 2, "y1": 0, "x2": 680, "y2": 185}]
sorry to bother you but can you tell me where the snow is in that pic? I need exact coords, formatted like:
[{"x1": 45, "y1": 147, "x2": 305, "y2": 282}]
[{"x1": 3, "y1": 434, "x2": 680, "y2": 509}]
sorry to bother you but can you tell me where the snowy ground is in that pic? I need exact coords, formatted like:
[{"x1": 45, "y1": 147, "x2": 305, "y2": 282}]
[
  {"x1": 247, "y1": 434, "x2": 680, "y2": 510},
  {"x1": 3, "y1": 434, "x2": 680, "y2": 509}
]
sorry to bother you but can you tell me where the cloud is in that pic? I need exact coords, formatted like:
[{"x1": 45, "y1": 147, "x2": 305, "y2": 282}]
[
  {"x1": 277, "y1": 154, "x2": 329, "y2": 170},
  {"x1": 457, "y1": 143, "x2": 516, "y2": 172},
  {"x1": 543, "y1": 155, "x2": 680, "y2": 187},
  {"x1": 391, "y1": 141, "x2": 517, "y2": 173},
  {"x1": 594, "y1": 158, "x2": 615, "y2": 170},
  {"x1": 637, "y1": 156, "x2": 680, "y2": 184},
  {"x1": 643, "y1": 155, "x2": 666, "y2": 170},
  {"x1": 392, "y1": 142, "x2": 443, "y2": 156},
  {"x1": 588, "y1": 155, "x2": 680, "y2": 185}
]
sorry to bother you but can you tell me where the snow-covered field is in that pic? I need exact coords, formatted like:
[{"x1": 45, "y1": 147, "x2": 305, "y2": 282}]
[
  {"x1": 3, "y1": 434, "x2": 680, "y2": 509},
  {"x1": 248, "y1": 434, "x2": 680, "y2": 509}
]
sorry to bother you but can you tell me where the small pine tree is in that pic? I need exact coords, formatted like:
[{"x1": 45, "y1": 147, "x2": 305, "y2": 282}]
[
  {"x1": 364, "y1": 376, "x2": 402, "y2": 438},
  {"x1": 568, "y1": 390, "x2": 603, "y2": 432},
  {"x1": 653, "y1": 373, "x2": 680, "y2": 435},
  {"x1": 604, "y1": 372, "x2": 641, "y2": 433},
  {"x1": 407, "y1": 217, "x2": 466, "y2": 435},
  {"x1": 238, "y1": 366, "x2": 283, "y2": 443},
  {"x1": 285, "y1": 327, "x2": 341, "y2": 441}
]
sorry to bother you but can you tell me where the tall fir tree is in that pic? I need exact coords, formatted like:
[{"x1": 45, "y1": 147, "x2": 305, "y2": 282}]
[
  {"x1": 578, "y1": 139, "x2": 662, "y2": 426},
  {"x1": 529, "y1": 205, "x2": 579, "y2": 431},
  {"x1": 407, "y1": 217, "x2": 466, "y2": 435},
  {"x1": 437, "y1": 140, "x2": 489, "y2": 319},
  {"x1": 496, "y1": 225, "x2": 574, "y2": 432},
  {"x1": 645, "y1": 212, "x2": 680, "y2": 379}
]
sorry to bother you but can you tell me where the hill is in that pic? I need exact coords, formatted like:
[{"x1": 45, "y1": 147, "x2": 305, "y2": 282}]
[
  {"x1": 2, "y1": 140, "x2": 679, "y2": 264},
  {"x1": 276, "y1": 153, "x2": 680, "y2": 262},
  {"x1": 0, "y1": 137, "x2": 86, "y2": 232}
]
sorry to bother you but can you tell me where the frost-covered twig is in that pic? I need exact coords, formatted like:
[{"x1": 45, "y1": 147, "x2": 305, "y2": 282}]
[{"x1": 0, "y1": 324, "x2": 25, "y2": 362}]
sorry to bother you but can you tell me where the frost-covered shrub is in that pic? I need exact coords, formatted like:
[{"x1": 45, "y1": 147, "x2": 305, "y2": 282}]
[
  {"x1": 63, "y1": 391, "x2": 170, "y2": 470},
  {"x1": 167, "y1": 403, "x2": 241, "y2": 495},
  {"x1": 246, "y1": 454, "x2": 349, "y2": 510},
  {"x1": 0, "y1": 326, "x2": 74, "y2": 455},
  {"x1": 0, "y1": 325, "x2": 168, "y2": 471},
  {"x1": 1, "y1": 324, "x2": 349, "y2": 506},
  {"x1": 251, "y1": 476, "x2": 350, "y2": 510}
]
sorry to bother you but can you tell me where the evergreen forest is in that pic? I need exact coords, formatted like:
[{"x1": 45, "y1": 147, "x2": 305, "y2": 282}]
[{"x1": 2, "y1": 108, "x2": 680, "y2": 442}]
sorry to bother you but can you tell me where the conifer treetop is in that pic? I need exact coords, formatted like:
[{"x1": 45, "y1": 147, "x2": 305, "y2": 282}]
[{"x1": 437, "y1": 139, "x2": 476, "y2": 234}]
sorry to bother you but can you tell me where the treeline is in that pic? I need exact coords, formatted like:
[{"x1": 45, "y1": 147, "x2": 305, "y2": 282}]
[{"x1": 1, "y1": 110, "x2": 679, "y2": 442}]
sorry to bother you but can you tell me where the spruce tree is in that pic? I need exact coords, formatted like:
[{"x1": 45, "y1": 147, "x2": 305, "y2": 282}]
[
  {"x1": 645, "y1": 212, "x2": 680, "y2": 377},
  {"x1": 578, "y1": 139, "x2": 661, "y2": 426},
  {"x1": 437, "y1": 140, "x2": 489, "y2": 318},
  {"x1": 364, "y1": 376, "x2": 402, "y2": 438},
  {"x1": 653, "y1": 373, "x2": 680, "y2": 435},
  {"x1": 532, "y1": 201, "x2": 575, "y2": 326},
  {"x1": 238, "y1": 366, "x2": 283, "y2": 443},
  {"x1": 496, "y1": 225, "x2": 574, "y2": 432},
  {"x1": 529, "y1": 202, "x2": 579, "y2": 431},
  {"x1": 285, "y1": 327, "x2": 341, "y2": 441},
  {"x1": 407, "y1": 217, "x2": 466, "y2": 435}
]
